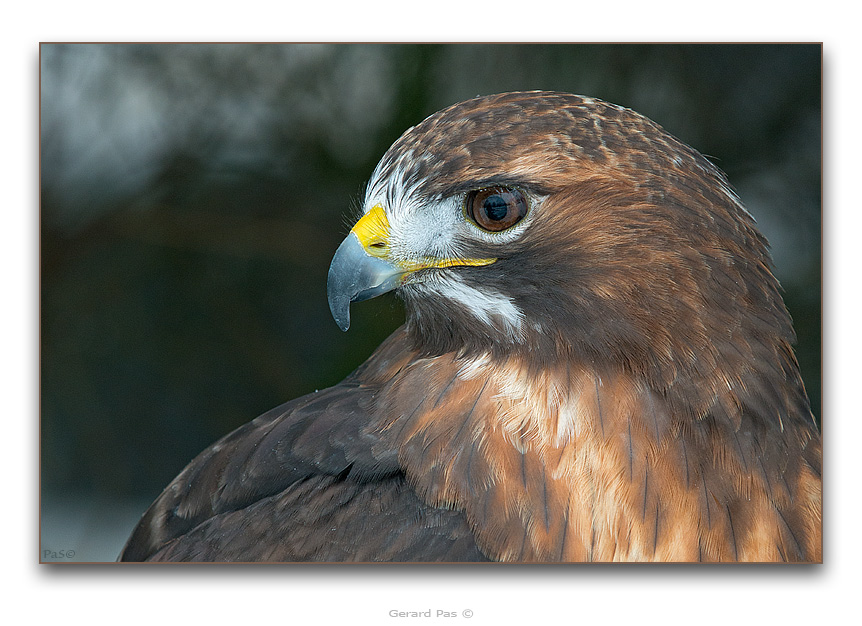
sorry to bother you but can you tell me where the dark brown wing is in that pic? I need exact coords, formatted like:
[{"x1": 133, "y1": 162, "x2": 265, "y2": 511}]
[{"x1": 119, "y1": 328, "x2": 489, "y2": 562}]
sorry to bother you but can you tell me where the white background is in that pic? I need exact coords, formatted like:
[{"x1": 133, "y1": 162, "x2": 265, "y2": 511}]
[{"x1": 5, "y1": 3, "x2": 856, "y2": 624}]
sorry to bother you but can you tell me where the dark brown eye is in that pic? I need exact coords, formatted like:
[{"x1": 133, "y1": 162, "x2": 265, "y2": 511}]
[{"x1": 466, "y1": 187, "x2": 528, "y2": 232}]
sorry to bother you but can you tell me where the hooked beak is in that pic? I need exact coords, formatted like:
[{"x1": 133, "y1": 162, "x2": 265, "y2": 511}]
[
  {"x1": 327, "y1": 205, "x2": 404, "y2": 331},
  {"x1": 327, "y1": 204, "x2": 496, "y2": 331}
]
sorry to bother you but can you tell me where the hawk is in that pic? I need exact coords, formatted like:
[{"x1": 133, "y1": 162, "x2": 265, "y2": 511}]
[{"x1": 120, "y1": 91, "x2": 821, "y2": 562}]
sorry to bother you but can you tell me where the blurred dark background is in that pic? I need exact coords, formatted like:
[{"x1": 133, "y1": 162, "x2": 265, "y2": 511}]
[{"x1": 40, "y1": 43, "x2": 821, "y2": 561}]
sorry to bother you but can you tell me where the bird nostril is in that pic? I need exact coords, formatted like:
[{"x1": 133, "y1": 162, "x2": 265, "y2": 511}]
[{"x1": 366, "y1": 240, "x2": 389, "y2": 258}]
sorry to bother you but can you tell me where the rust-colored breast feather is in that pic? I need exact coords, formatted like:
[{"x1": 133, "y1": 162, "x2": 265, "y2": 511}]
[{"x1": 366, "y1": 329, "x2": 820, "y2": 562}]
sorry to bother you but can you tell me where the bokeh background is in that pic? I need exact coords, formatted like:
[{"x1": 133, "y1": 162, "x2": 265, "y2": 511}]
[{"x1": 40, "y1": 43, "x2": 821, "y2": 562}]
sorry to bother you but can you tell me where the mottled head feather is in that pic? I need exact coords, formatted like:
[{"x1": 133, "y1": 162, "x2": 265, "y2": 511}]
[{"x1": 367, "y1": 93, "x2": 789, "y2": 399}]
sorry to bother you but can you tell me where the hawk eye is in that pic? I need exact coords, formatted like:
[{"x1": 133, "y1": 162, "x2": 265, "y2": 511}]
[{"x1": 466, "y1": 187, "x2": 528, "y2": 232}]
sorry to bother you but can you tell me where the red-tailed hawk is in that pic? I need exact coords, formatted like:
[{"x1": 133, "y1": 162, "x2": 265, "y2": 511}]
[{"x1": 120, "y1": 91, "x2": 821, "y2": 562}]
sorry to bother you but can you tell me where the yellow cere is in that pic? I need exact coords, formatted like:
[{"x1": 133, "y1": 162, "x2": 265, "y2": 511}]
[
  {"x1": 351, "y1": 204, "x2": 497, "y2": 272},
  {"x1": 351, "y1": 205, "x2": 392, "y2": 256}
]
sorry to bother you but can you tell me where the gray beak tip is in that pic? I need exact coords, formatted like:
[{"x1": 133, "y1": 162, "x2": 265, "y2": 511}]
[
  {"x1": 327, "y1": 268, "x2": 352, "y2": 332},
  {"x1": 326, "y1": 231, "x2": 404, "y2": 332},
  {"x1": 332, "y1": 310, "x2": 351, "y2": 332}
]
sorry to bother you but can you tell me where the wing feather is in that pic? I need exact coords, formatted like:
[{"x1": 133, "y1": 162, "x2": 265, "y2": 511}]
[{"x1": 120, "y1": 328, "x2": 487, "y2": 562}]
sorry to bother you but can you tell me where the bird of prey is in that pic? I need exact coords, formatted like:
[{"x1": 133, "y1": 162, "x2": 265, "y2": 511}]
[{"x1": 120, "y1": 91, "x2": 821, "y2": 562}]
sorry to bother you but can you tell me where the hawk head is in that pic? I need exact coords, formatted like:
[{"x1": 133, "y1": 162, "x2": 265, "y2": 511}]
[{"x1": 328, "y1": 91, "x2": 796, "y2": 408}]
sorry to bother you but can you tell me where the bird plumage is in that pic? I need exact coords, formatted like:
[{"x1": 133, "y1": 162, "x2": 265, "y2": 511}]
[{"x1": 121, "y1": 91, "x2": 821, "y2": 562}]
